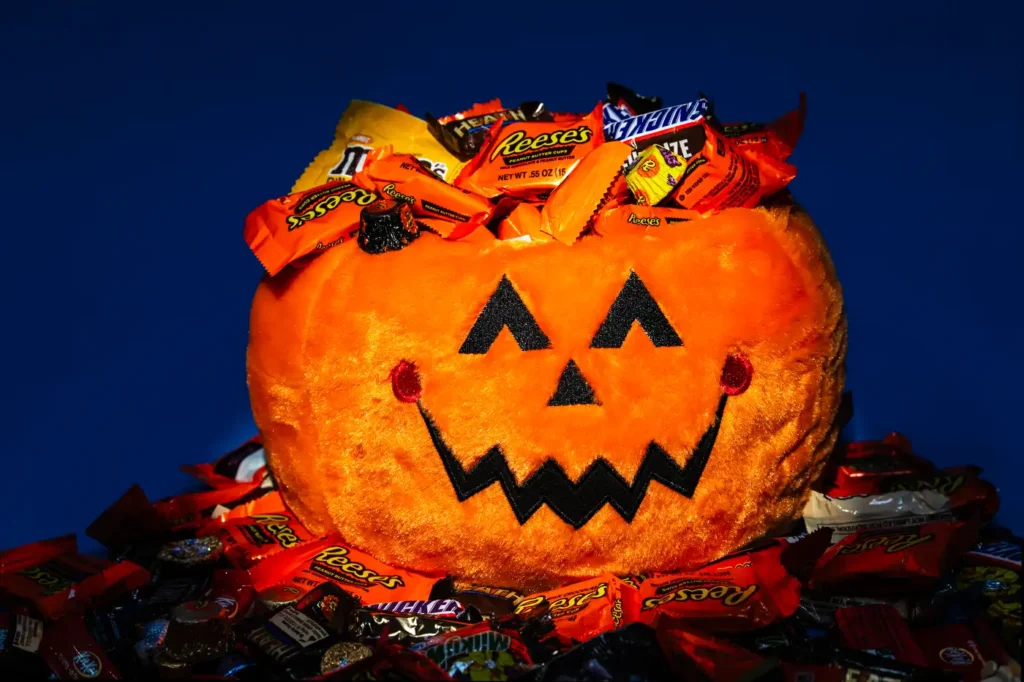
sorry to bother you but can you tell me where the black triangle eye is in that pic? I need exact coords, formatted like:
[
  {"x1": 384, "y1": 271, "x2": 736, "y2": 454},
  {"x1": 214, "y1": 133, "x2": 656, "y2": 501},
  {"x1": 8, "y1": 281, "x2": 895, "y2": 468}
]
[
  {"x1": 591, "y1": 271, "x2": 682, "y2": 348},
  {"x1": 459, "y1": 276, "x2": 551, "y2": 354}
]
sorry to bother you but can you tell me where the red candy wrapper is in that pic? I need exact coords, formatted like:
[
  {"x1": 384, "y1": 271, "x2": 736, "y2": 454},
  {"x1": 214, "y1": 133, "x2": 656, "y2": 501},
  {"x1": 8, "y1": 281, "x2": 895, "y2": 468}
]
[
  {"x1": 410, "y1": 620, "x2": 533, "y2": 679},
  {"x1": 655, "y1": 619, "x2": 768, "y2": 681},
  {"x1": 0, "y1": 535, "x2": 149, "y2": 620},
  {"x1": 836, "y1": 604, "x2": 928, "y2": 667},
  {"x1": 180, "y1": 435, "x2": 266, "y2": 488},
  {"x1": 153, "y1": 475, "x2": 273, "y2": 532},
  {"x1": 913, "y1": 623, "x2": 988, "y2": 681},
  {"x1": 512, "y1": 575, "x2": 628, "y2": 644},
  {"x1": 636, "y1": 543, "x2": 801, "y2": 632},
  {"x1": 38, "y1": 614, "x2": 122, "y2": 679},
  {"x1": 808, "y1": 519, "x2": 979, "y2": 596},
  {"x1": 247, "y1": 534, "x2": 444, "y2": 605},
  {"x1": 199, "y1": 491, "x2": 317, "y2": 568}
]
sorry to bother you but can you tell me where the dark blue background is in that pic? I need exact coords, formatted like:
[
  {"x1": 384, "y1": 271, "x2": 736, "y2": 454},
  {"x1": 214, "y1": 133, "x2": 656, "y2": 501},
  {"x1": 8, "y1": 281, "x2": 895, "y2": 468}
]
[{"x1": 2, "y1": 2, "x2": 1020, "y2": 552}]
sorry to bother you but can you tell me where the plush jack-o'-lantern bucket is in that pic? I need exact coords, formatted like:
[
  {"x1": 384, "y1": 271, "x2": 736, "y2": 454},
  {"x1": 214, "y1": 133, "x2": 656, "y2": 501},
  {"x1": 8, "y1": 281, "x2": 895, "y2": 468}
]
[{"x1": 247, "y1": 200, "x2": 845, "y2": 589}]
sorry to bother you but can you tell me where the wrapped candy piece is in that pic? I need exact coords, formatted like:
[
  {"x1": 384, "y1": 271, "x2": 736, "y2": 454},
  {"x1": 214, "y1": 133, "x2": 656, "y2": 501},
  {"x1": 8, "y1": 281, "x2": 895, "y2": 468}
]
[
  {"x1": 427, "y1": 98, "x2": 551, "y2": 161},
  {"x1": 537, "y1": 140, "x2": 633, "y2": 244},
  {"x1": 38, "y1": 614, "x2": 124, "y2": 679},
  {"x1": 244, "y1": 181, "x2": 378, "y2": 276},
  {"x1": 293, "y1": 100, "x2": 465, "y2": 190},
  {"x1": 807, "y1": 519, "x2": 979, "y2": 596},
  {"x1": 199, "y1": 491, "x2": 316, "y2": 568},
  {"x1": 512, "y1": 575, "x2": 629, "y2": 645},
  {"x1": 410, "y1": 621, "x2": 533, "y2": 680},
  {"x1": 344, "y1": 609, "x2": 466, "y2": 644},
  {"x1": 663, "y1": 122, "x2": 796, "y2": 212},
  {"x1": 603, "y1": 82, "x2": 663, "y2": 126},
  {"x1": 592, "y1": 204, "x2": 702, "y2": 237},
  {"x1": 0, "y1": 535, "x2": 149, "y2": 620},
  {"x1": 497, "y1": 201, "x2": 548, "y2": 241},
  {"x1": 636, "y1": 543, "x2": 801, "y2": 632},
  {"x1": 455, "y1": 104, "x2": 604, "y2": 199},
  {"x1": 714, "y1": 93, "x2": 808, "y2": 164},
  {"x1": 520, "y1": 622, "x2": 674, "y2": 682},
  {"x1": 247, "y1": 534, "x2": 444, "y2": 605},
  {"x1": 625, "y1": 144, "x2": 687, "y2": 205},
  {"x1": 180, "y1": 436, "x2": 266, "y2": 488},
  {"x1": 604, "y1": 97, "x2": 709, "y2": 168},
  {"x1": 835, "y1": 604, "x2": 928, "y2": 667},
  {"x1": 656, "y1": 618, "x2": 768, "y2": 681},
  {"x1": 352, "y1": 146, "x2": 494, "y2": 240}
]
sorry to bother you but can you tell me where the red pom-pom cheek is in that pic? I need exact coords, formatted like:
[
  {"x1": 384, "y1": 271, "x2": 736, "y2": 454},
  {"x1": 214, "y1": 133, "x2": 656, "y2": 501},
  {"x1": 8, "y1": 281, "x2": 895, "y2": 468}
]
[
  {"x1": 720, "y1": 352, "x2": 753, "y2": 396},
  {"x1": 391, "y1": 360, "x2": 422, "y2": 403}
]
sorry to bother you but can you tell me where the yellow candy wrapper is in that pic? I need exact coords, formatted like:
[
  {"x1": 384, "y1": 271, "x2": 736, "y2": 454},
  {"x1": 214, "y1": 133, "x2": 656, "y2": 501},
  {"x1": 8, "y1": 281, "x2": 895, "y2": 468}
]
[
  {"x1": 293, "y1": 101, "x2": 465, "y2": 193},
  {"x1": 625, "y1": 144, "x2": 686, "y2": 206}
]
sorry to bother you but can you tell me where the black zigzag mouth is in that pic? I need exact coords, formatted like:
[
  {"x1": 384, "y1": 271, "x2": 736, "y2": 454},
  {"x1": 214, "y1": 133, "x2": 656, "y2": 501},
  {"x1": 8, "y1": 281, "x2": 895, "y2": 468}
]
[{"x1": 416, "y1": 394, "x2": 728, "y2": 529}]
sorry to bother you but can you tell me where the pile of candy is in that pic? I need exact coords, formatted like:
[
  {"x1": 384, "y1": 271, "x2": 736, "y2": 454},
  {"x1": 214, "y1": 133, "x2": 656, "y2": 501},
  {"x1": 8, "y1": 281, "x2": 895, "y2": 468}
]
[
  {"x1": 242, "y1": 84, "x2": 805, "y2": 273},
  {"x1": 0, "y1": 430, "x2": 1019, "y2": 680}
]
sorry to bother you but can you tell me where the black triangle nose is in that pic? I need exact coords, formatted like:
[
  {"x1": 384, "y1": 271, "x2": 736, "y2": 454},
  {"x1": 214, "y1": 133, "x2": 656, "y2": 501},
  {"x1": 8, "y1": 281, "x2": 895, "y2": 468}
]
[{"x1": 548, "y1": 360, "x2": 600, "y2": 406}]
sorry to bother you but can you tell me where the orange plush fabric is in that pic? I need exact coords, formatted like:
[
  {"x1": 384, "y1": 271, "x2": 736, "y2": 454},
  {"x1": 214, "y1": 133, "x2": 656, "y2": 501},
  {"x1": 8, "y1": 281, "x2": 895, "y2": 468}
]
[{"x1": 247, "y1": 201, "x2": 846, "y2": 591}]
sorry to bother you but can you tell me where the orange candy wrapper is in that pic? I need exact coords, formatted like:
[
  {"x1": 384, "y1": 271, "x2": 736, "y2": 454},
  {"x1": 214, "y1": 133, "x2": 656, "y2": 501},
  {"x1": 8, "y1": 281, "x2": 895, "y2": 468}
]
[
  {"x1": 455, "y1": 104, "x2": 605, "y2": 199},
  {"x1": 352, "y1": 146, "x2": 494, "y2": 239},
  {"x1": 0, "y1": 535, "x2": 150, "y2": 620},
  {"x1": 637, "y1": 544, "x2": 801, "y2": 632},
  {"x1": 592, "y1": 205, "x2": 702, "y2": 237},
  {"x1": 538, "y1": 141, "x2": 633, "y2": 244},
  {"x1": 497, "y1": 201, "x2": 547, "y2": 241},
  {"x1": 247, "y1": 534, "x2": 444, "y2": 605},
  {"x1": 665, "y1": 122, "x2": 796, "y2": 212},
  {"x1": 244, "y1": 181, "x2": 378, "y2": 276},
  {"x1": 512, "y1": 575, "x2": 630, "y2": 645},
  {"x1": 199, "y1": 491, "x2": 317, "y2": 568},
  {"x1": 717, "y1": 93, "x2": 807, "y2": 165}
]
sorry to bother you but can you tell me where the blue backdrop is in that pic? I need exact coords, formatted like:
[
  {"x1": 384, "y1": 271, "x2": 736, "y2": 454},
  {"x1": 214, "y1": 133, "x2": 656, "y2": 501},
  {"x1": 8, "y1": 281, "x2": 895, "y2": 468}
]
[{"x1": 2, "y1": 2, "x2": 1020, "y2": 552}]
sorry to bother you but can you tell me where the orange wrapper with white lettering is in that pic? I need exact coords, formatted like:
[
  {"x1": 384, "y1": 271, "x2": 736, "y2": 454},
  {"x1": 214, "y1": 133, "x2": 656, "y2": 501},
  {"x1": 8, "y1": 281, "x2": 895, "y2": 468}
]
[
  {"x1": 352, "y1": 146, "x2": 494, "y2": 240},
  {"x1": 665, "y1": 122, "x2": 795, "y2": 212},
  {"x1": 198, "y1": 491, "x2": 317, "y2": 568},
  {"x1": 807, "y1": 519, "x2": 979, "y2": 597},
  {"x1": 637, "y1": 544, "x2": 801, "y2": 632},
  {"x1": 247, "y1": 534, "x2": 444, "y2": 605},
  {"x1": 0, "y1": 535, "x2": 150, "y2": 620},
  {"x1": 455, "y1": 104, "x2": 605, "y2": 199},
  {"x1": 592, "y1": 205, "x2": 702, "y2": 237},
  {"x1": 512, "y1": 575, "x2": 629, "y2": 644},
  {"x1": 244, "y1": 181, "x2": 378, "y2": 276}
]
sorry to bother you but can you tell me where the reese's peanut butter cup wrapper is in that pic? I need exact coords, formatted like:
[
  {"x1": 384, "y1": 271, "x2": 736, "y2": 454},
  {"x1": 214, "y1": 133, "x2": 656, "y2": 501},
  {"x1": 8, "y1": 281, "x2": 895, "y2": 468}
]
[
  {"x1": 664, "y1": 122, "x2": 796, "y2": 212},
  {"x1": 625, "y1": 144, "x2": 687, "y2": 205},
  {"x1": 538, "y1": 140, "x2": 632, "y2": 244},
  {"x1": 293, "y1": 100, "x2": 464, "y2": 191},
  {"x1": 0, "y1": 535, "x2": 150, "y2": 620},
  {"x1": 357, "y1": 196, "x2": 420, "y2": 255},
  {"x1": 199, "y1": 491, "x2": 316, "y2": 568},
  {"x1": 807, "y1": 519, "x2": 979, "y2": 596},
  {"x1": 244, "y1": 181, "x2": 377, "y2": 276},
  {"x1": 427, "y1": 98, "x2": 551, "y2": 161},
  {"x1": 247, "y1": 535, "x2": 444, "y2": 605},
  {"x1": 351, "y1": 146, "x2": 493, "y2": 239},
  {"x1": 455, "y1": 103, "x2": 604, "y2": 199},
  {"x1": 497, "y1": 201, "x2": 548, "y2": 241},
  {"x1": 637, "y1": 543, "x2": 801, "y2": 632},
  {"x1": 592, "y1": 205, "x2": 701, "y2": 236},
  {"x1": 180, "y1": 435, "x2": 266, "y2": 488},
  {"x1": 512, "y1": 575, "x2": 628, "y2": 645}
]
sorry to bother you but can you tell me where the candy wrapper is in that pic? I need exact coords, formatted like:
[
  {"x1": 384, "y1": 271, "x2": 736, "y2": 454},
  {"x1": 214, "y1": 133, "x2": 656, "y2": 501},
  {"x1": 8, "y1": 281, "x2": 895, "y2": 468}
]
[
  {"x1": 180, "y1": 436, "x2": 266, "y2": 488},
  {"x1": 410, "y1": 621, "x2": 533, "y2": 680},
  {"x1": 345, "y1": 609, "x2": 466, "y2": 645},
  {"x1": 807, "y1": 519, "x2": 979, "y2": 596},
  {"x1": 592, "y1": 204, "x2": 701, "y2": 236},
  {"x1": 712, "y1": 94, "x2": 807, "y2": 165},
  {"x1": 637, "y1": 543, "x2": 801, "y2": 632},
  {"x1": 427, "y1": 98, "x2": 552, "y2": 161},
  {"x1": 603, "y1": 82, "x2": 663, "y2": 126},
  {"x1": 351, "y1": 146, "x2": 494, "y2": 239},
  {"x1": 294, "y1": 100, "x2": 464, "y2": 191},
  {"x1": 625, "y1": 144, "x2": 688, "y2": 205},
  {"x1": 247, "y1": 535, "x2": 444, "y2": 605},
  {"x1": 604, "y1": 97, "x2": 708, "y2": 167},
  {"x1": 512, "y1": 575, "x2": 629, "y2": 645},
  {"x1": 835, "y1": 604, "x2": 929, "y2": 666},
  {"x1": 455, "y1": 104, "x2": 604, "y2": 199},
  {"x1": 244, "y1": 181, "x2": 378, "y2": 276},
  {"x1": 199, "y1": 491, "x2": 316, "y2": 568},
  {"x1": 0, "y1": 535, "x2": 149, "y2": 620}
]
